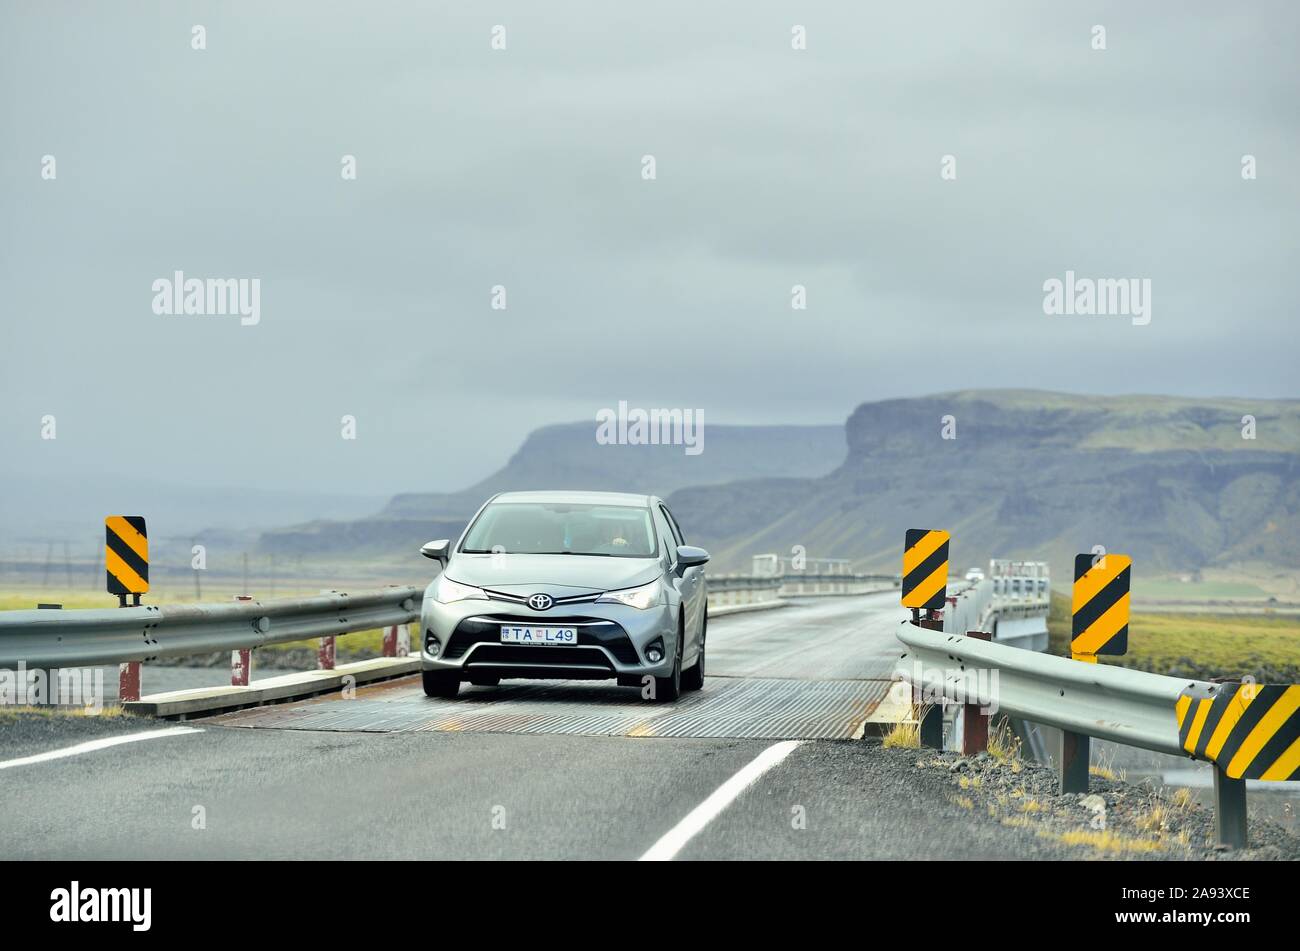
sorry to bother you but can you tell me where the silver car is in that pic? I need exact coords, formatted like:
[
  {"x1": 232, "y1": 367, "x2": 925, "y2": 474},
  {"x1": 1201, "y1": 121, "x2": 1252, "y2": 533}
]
[{"x1": 418, "y1": 491, "x2": 709, "y2": 701}]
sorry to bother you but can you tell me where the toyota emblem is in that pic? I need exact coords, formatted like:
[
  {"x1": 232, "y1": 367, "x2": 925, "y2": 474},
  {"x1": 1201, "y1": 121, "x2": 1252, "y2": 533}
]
[{"x1": 528, "y1": 593, "x2": 554, "y2": 611}]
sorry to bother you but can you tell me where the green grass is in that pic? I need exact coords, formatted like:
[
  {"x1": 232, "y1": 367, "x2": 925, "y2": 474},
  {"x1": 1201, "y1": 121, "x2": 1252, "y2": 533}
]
[
  {"x1": 266, "y1": 623, "x2": 418, "y2": 658},
  {"x1": 1132, "y1": 579, "x2": 1270, "y2": 601},
  {"x1": 0, "y1": 593, "x2": 115, "y2": 612},
  {"x1": 1047, "y1": 591, "x2": 1300, "y2": 682}
]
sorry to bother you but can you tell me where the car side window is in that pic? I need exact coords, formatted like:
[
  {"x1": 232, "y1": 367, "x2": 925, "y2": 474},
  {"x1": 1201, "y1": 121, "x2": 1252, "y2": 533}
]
[
  {"x1": 659, "y1": 505, "x2": 685, "y2": 546},
  {"x1": 652, "y1": 507, "x2": 676, "y2": 563}
]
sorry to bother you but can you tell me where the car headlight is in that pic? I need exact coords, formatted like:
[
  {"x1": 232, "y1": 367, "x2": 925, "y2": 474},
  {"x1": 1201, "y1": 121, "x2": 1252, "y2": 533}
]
[
  {"x1": 596, "y1": 580, "x2": 660, "y2": 610},
  {"x1": 434, "y1": 575, "x2": 488, "y2": 604}
]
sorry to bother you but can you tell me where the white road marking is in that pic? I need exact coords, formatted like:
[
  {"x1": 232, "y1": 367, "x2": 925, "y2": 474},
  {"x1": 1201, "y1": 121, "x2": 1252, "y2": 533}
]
[
  {"x1": 0, "y1": 726, "x2": 202, "y2": 771},
  {"x1": 639, "y1": 739, "x2": 802, "y2": 861}
]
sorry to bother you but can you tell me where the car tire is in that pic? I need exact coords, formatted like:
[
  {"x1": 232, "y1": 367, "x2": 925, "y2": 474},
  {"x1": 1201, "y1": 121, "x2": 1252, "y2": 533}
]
[
  {"x1": 422, "y1": 670, "x2": 460, "y2": 698},
  {"x1": 652, "y1": 620, "x2": 683, "y2": 703},
  {"x1": 682, "y1": 612, "x2": 705, "y2": 692}
]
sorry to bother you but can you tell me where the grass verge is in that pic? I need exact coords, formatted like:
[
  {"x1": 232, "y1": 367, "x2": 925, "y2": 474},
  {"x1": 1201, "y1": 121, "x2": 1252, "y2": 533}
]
[
  {"x1": 1047, "y1": 591, "x2": 1300, "y2": 682},
  {"x1": 882, "y1": 719, "x2": 920, "y2": 749}
]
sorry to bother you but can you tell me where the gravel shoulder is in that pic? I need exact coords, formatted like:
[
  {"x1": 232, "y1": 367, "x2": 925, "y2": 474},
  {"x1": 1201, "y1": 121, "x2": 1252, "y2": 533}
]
[{"x1": 892, "y1": 742, "x2": 1300, "y2": 860}]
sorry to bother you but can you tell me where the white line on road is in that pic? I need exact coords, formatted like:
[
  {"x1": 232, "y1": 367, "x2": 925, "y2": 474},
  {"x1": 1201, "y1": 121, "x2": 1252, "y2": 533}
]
[
  {"x1": 639, "y1": 739, "x2": 802, "y2": 861},
  {"x1": 0, "y1": 726, "x2": 202, "y2": 771}
]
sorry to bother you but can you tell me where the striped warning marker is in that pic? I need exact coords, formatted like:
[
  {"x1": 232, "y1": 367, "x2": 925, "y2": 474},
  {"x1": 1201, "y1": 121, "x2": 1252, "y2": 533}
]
[
  {"x1": 901, "y1": 529, "x2": 949, "y2": 611},
  {"x1": 1177, "y1": 684, "x2": 1300, "y2": 781},
  {"x1": 1070, "y1": 552, "x2": 1130, "y2": 659},
  {"x1": 105, "y1": 515, "x2": 149, "y2": 596}
]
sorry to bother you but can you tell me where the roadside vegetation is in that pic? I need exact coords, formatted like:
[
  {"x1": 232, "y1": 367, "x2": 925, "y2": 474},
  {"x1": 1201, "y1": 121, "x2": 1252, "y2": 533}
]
[
  {"x1": 882, "y1": 719, "x2": 920, "y2": 749},
  {"x1": 901, "y1": 735, "x2": 1297, "y2": 859},
  {"x1": 0, "y1": 704, "x2": 126, "y2": 722},
  {"x1": 1046, "y1": 591, "x2": 1300, "y2": 682}
]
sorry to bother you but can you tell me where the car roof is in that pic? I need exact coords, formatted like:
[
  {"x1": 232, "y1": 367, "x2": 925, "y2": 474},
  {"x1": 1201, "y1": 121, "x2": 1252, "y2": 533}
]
[{"x1": 489, "y1": 490, "x2": 655, "y2": 507}]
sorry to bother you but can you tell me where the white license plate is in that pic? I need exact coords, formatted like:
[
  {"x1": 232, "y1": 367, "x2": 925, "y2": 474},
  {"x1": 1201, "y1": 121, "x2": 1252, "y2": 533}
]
[{"x1": 500, "y1": 625, "x2": 578, "y2": 646}]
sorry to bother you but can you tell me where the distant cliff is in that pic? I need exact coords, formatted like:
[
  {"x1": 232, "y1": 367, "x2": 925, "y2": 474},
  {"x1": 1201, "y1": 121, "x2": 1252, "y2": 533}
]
[
  {"x1": 262, "y1": 391, "x2": 1300, "y2": 580},
  {"x1": 667, "y1": 390, "x2": 1300, "y2": 576},
  {"x1": 260, "y1": 421, "x2": 846, "y2": 558}
]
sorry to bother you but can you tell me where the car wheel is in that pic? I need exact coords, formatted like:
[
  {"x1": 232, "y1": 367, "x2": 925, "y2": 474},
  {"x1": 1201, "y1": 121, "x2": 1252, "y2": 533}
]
[
  {"x1": 682, "y1": 612, "x2": 705, "y2": 692},
  {"x1": 652, "y1": 619, "x2": 683, "y2": 703},
  {"x1": 422, "y1": 670, "x2": 460, "y2": 698}
]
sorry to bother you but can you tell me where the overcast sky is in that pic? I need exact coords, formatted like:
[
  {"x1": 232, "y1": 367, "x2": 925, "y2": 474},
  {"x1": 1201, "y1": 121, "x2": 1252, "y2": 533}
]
[{"x1": 2, "y1": 1, "x2": 1297, "y2": 499}]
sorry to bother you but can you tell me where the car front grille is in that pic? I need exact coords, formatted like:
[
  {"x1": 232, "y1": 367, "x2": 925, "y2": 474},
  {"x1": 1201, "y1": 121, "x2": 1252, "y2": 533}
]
[
  {"x1": 463, "y1": 645, "x2": 615, "y2": 669},
  {"x1": 444, "y1": 615, "x2": 640, "y2": 665}
]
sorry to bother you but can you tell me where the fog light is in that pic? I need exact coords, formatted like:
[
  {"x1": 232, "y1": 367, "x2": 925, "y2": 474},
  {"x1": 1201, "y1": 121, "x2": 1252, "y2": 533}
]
[
  {"x1": 646, "y1": 646, "x2": 664, "y2": 663},
  {"x1": 424, "y1": 630, "x2": 441, "y2": 657}
]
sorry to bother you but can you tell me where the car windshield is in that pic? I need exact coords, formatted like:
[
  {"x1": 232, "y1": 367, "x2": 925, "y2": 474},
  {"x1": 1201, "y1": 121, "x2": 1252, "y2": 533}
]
[{"x1": 460, "y1": 502, "x2": 658, "y2": 558}]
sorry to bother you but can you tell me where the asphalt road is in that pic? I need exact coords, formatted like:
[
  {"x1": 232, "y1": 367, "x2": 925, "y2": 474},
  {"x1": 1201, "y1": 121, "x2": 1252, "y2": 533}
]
[
  {"x1": 709, "y1": 591, "x2": 907, "y2": 679},
  {"x1": 0, "y1": 593, "x2": 1171, "y2": 859},
  {"x1": 1, "y1": 721, "x2": 1079, "y2": 860}
]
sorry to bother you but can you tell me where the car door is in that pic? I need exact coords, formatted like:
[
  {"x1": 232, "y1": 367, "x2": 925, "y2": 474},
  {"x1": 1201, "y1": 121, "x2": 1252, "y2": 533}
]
[
  {"x1": 658, "y1": 503, "x2": 703, "y2": 652},
  {"x1": 651, "y1": 504, "x2": 691, "y2": 661}
]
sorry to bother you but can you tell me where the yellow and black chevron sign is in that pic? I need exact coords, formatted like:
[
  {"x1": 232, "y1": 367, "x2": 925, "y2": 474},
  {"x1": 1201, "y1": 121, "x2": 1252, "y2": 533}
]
[
  {"x1": 1070, "y1": 552, "x2": 1131, "y2": 659},
  {"x1": 105, "y1": 515, "x2": 149, "y2": 595},
  {"x1": 901, "y1": 529, "x2": 949, "y2": 610},
  {"x1": 1177, "y1": 684, "x2": 1300, "y2": 781}
]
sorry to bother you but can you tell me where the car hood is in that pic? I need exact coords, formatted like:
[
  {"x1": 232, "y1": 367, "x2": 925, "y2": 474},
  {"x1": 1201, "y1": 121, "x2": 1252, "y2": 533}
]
[{"x1": 442, "y1": 553, "x2": 663, "y2": 595}]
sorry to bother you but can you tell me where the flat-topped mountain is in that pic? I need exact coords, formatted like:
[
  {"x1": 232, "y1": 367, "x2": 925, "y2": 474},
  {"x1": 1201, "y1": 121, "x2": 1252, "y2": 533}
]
[{"x1": 668, "y1": 391, "x2": 1300, "y2": 577}]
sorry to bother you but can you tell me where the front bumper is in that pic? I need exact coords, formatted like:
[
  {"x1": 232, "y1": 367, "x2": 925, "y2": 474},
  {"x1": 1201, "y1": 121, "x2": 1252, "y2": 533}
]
[{"x1": 420, "y1": 595, "x2": 678, "y2": 681}]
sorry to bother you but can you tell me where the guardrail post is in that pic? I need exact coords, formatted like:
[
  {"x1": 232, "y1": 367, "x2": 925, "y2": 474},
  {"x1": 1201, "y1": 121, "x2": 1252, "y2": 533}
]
[
  {"x1": 919, "y1": 704, "x2": 943, "y2": 748},
  {"x1": 397, "y1": 624, "x2": 410, "y2": 656},
  {"x1": 1213, "y1": 765, "x2": 1248, "y2": 849},
  {"x1": 232, "y1": 595, "x2": 253, "y2": 687},
  {"x1": 33, "y1": 604, "x2": 61, "y2": 706},
  {"x1": 917, "y1": 612, "x2": 945, "y2": 748},
  {"x1": 119, "y1": 662, "x2": 141, "y2": 703},
  {"x1": 1058, "y1": 730, "x2": 1090, "y2": 794},
  {"x1": 961, "y1": 631, "x2": 992, "y2": 754},
  {"x1": 318, "y1": 636, "x2": 336, "y2": 670},
  {"x1": 232, "y1": 649, "x2": 251, "y2": 686},
  {"x1": 382, "y1": 624, "x2": 398, "y2": 657}
]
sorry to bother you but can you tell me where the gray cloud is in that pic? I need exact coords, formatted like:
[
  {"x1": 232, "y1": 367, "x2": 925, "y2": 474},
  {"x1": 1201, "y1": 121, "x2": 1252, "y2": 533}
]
[{"x1": 1, "y1": 1, "x2": 1296, "y2": 502}]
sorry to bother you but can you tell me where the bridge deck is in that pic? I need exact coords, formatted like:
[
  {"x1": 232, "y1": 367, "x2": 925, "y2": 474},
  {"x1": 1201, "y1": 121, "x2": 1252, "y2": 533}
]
[{"x1": 215, "y1": 592, "x2": 906, "y2": 740}]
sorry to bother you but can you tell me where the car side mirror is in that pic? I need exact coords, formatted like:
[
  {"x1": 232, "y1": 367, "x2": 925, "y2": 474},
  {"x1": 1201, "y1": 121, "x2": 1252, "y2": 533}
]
[
  {"x1": 676, "y1": 545, "x2": 709, "y2": 575},
  {"x1": 420, "y1": 539, "x2": 450, "y2": 564}
]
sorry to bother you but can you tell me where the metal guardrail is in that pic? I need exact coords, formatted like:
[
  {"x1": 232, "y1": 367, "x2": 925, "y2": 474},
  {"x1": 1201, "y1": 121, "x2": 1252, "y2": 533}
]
[
  {"x1": 0, "y1": 587, "x2": 422, "y2": 669},
  {"x1": 707, "y1": 573, "x2": 899, "y2": 608},
  {"x1": 988, "y1": 598, "x2": 1052, "y2": 618},
  {"x1": 894, "y1": 622, "x2": 1297, "y2": 848},
  {"x1": 3, "y1": 572, "x2": 886, "y2": 669},
  {"x1": 708, "y1": 572, "x2": 899, "y2": 595},
  {"x1": 897, "y1": 622, "x2": 1212, "y2": 755},
  {"x1": 939, "y1": 579, "x2": 990, "y2": 635},
  {"x1": 707, "y1": 576, "x2": 783, "y2": 594},
  {"x1": 986, "y1": 587, "x2": 1051, "y2": 651}
]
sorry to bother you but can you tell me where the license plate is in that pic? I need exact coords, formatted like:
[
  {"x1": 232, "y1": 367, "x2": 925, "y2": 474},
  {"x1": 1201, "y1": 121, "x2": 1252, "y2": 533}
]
[{"x1": 500, "y1": 625, "x2": 578, "y2": 646}]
